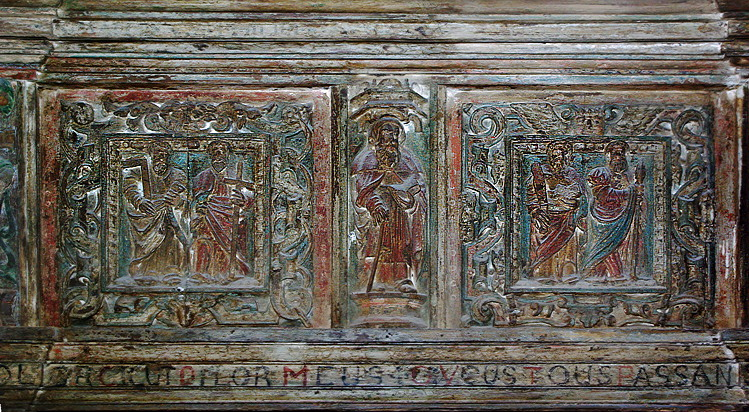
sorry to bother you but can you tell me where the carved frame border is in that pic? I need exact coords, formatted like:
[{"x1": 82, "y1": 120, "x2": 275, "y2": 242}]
[
  {"x1": 39, "y1": 89, "x2": 332, "y2": 328},
  {"x1": 445, "y1": 89, "x2": 716, "y2": 329}
]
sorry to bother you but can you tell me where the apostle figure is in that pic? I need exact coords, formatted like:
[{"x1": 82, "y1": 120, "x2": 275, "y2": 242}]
[
  {"x1": 191, "y1": 140, "x2": 254, "y2": 283},
  {"x1": 122, "y1": 141, "x2": 188, "y2": 285},
  {"x1": 582, "y1": 140, "x2": 647, "y2": 282},
  {"x1": 352, "y1": 116, "x2": 427, "y2": 294},
  {"x1": 526, "y1": 141, "x2": 585, "y2": 281}
]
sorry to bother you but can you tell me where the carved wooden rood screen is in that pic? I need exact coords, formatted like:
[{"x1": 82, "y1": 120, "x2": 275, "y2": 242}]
[{"x1": 2, "y1": 1, "x2": 749, "y2": 410}]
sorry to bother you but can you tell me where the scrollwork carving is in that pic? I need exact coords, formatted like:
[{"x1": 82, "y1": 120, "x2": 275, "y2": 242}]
[
  {"x1": 59, "y1": 101, "x2": 105, "y2": 321},
  {"x1": 59, "y1": 95, "x2": 319, "y2": 327},
  {"x1": 466, "y1": 105, "x2": 505, "y2": 141},
  {"x1": 461, "y1": 104, "x2": 506, "y2": 303},
  {"x1": 461, "y1": 101, "x2": 714, "y2": 329}
]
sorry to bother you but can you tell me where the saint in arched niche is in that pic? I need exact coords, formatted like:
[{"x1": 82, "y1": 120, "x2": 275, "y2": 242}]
[{"x1": 352, "y1": 116, "x2": 427, "y2": 294}]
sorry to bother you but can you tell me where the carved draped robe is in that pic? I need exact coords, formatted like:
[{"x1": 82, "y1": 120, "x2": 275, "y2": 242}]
[
  {"x1": 352, "y1": 147, "x2": 426, "y2": 290},
  {"x1": 123, "y1": 161, "x2": 188, "y2": 283},
  {"x1": 191, "y1": 164, "x2": 253, "y2": 280},
  {"x1": 582, "y1": 166, "x2": 645, "y2": 281},
  {"x1": 526, "y1": 163, "x2": 585, "y2": 279}
]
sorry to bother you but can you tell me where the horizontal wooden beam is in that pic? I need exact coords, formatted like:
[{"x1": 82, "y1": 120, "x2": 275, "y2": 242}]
[{"x1": 60, "y1": 0, "x2": 720, "y2": 14}]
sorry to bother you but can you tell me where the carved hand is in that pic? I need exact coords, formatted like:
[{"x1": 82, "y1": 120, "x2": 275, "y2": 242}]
[
  {"x1": 164, "y1": 189, "x2": 182, "y2": 206},
  {"x1": 231, "y1": 188, "x2": 246, "y2": 206},
  {"x1": 372, "y1": 205, "x2": 390, "y2": 225},
  {"x1": 139, "y1": 199, "x2": 157, "y2": 216}
]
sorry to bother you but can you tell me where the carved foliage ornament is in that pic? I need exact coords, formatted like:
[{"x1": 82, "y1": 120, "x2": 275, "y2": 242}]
[
  {"x1": 461, "y1": 102, "x2": 714, "y2": 328},
  {"x1": 59, "y1": 96, "x2": 316, "y2": 327}
]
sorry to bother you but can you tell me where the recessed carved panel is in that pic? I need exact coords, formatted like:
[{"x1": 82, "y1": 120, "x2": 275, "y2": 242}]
[
  {"x1": 453, "y1": 94, "x2": 714, "y2": 328},
  {"x1": 0, "y1": 79, "x2": 19, "y2": 326},
  {"x1": 41, "y1": 90, "x2": 331, "y2": 327},
  {"x1": 344, "y1": 79, "x2": 432, "y2": 327}
]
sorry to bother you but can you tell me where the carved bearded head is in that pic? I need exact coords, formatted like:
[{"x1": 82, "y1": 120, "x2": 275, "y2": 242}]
[
  {"x1": 207, "y1": 140, "x2": 231, "y2": 173},
  {"x1": 370, "y1": 117, "x2": 403, "y2": 169},
  {"x1": 605, "y1": 140, "x2": 629, "y2": 173},
  {"x1": 546, "y1": 141, "x2": 572, "y2": 175}
]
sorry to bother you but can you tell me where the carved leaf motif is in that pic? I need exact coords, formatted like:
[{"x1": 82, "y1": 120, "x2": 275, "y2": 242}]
[
  {"x1": 58, "y1": 101, "x2": 104, "y2": 322},
  {"x1": 469, "y1": 294, "x2": 509, "y2": 326},
  {"x1": 270, "y1": 156, "x2": 314, "y2": 326},
  {"x1": 510, "y1": 103, "x2": 569, "y2": 135},
  {"x1": 673, "y1": 109, "x2": 709, "y2": 147},
  {"x1": 609, "y1": 106, "x2": 662, "y2": 136}
]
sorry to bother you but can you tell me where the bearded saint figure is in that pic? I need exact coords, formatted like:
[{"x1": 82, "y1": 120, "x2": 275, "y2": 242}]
[
  {"x1": 122, "y1": 141, "x2": 188, "y2": 285},
  {"x1": 582, "y1": 140, "x2": 647, "y2": 282},
  {"x1": 352, "y1": 116, "x2": 427, "y2": 294},
  {"x1": 191, "y1": 140, "x2": 254, "y2": 283},
  {"x1": 526, "y1": 141, "x2": 585, "y2": 281}
]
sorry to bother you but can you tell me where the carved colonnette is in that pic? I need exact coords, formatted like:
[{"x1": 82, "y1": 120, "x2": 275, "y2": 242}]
[{"x1": 38, "y1": 89, "x2": 332, "y2": 328}]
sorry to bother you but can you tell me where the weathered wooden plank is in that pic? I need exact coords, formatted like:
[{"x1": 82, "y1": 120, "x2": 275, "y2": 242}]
[
  {"x1": 27, "y1": 362, "x2": 740, "y2": 393},
  {"x1": 0, "y1": 1, "x2": 59, "y2": 6},
  {"x1": 728, "y1": 20, "x2": 749, "y2": 39},
  {"x1": 0, "y1": 54, "x2": 47, "y2": 64},
  {"x1": 0, "y1": 14, "x2": 54, "y2": 38},
  {"x1": 31, "y1": 387, "x2": 747, "y2": 405},
  {"x1": 0, "y1": 343, "x2": 50, "y2": 361},
  {"x1": 56, "y1": 11, "x2": 725, "y2": 22},
  {"x1": 48, "y1": 326, "x2": 722, "y2": 343},
  {"x1": 0, "y1": 39, "x2": 50, "y2": 54},
  {"x1": 37, "y1": 73, "x2": 741, "y2": 88},
  {"x1": 59, "y1": 0, "x2": 720, "y2": 14},
  {"x1": 50, "y1": 41, "x2": 724, "y2": 59},
  {"x1": 724, "y1": 40, "x2": 749, "y2": 56},
  {"x1": 52, "y1": 20, "x2": 728, "y2": 42},
  {"x1": 718, "y1": 0, "x2": 749, "y2": 13},
  {"x1": 0, "y1": 6, "x2": 57, "y2": 16},
  {"x1": 40, "y1": 57, "x2": 732, "y2": 75}
]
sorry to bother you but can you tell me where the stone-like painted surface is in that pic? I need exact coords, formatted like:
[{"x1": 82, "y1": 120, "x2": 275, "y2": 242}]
[{"x1": 1, "y1": 1, "x2": 749, "y2": 410}]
